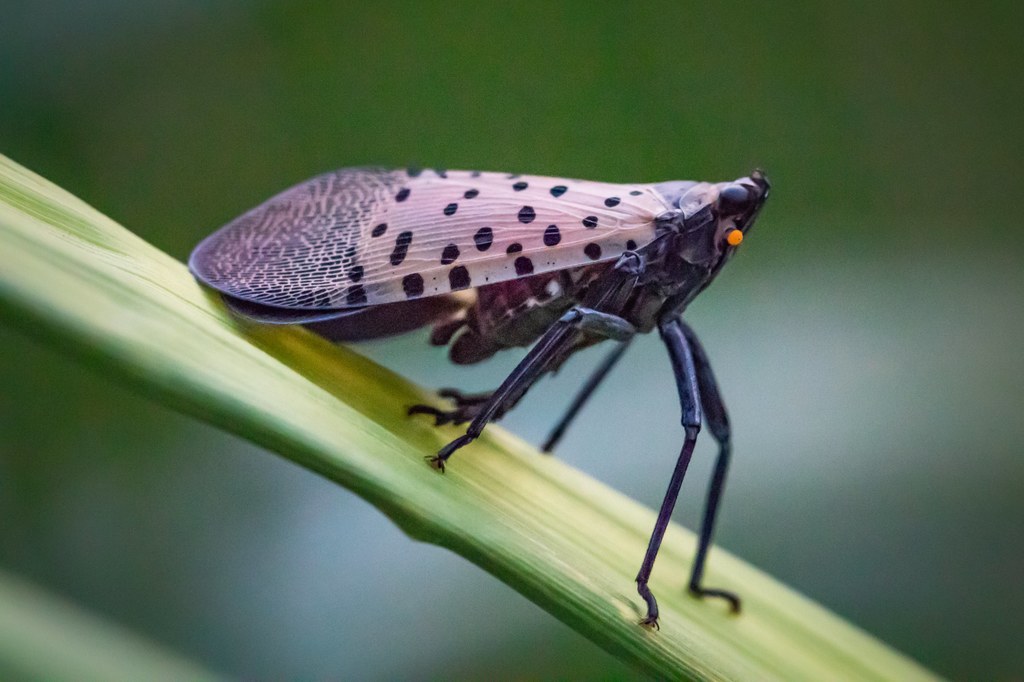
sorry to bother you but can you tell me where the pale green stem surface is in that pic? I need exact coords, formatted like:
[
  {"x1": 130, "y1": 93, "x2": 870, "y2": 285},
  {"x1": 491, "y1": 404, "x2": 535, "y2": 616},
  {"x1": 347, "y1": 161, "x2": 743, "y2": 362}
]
[{"x1": 0, "y1": 154, "x2": 939, "y2": 681}]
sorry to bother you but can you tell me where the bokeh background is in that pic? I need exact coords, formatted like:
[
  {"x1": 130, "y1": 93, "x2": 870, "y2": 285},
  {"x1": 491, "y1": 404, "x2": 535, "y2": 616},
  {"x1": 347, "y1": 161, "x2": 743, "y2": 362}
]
[{"x1": 1, "y1": 1, "x2": 1022, "y2": 679}]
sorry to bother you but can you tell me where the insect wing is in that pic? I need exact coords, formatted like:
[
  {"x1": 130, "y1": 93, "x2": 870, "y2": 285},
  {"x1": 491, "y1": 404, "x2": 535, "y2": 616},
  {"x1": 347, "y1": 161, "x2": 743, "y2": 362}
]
[{"x1": 189, "y1": 168, "x2": 671, "y2": 309}]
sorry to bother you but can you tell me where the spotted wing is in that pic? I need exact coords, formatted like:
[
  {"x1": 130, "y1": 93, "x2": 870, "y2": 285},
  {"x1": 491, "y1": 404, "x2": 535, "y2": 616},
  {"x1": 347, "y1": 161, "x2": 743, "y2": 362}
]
[{"x1": 189, "y1": 167, "x2": 672, "y2": 309}]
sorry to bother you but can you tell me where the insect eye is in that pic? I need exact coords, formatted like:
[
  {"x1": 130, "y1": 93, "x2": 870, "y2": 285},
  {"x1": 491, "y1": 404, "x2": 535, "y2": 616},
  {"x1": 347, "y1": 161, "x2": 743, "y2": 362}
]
[{"x1": 717, "y1": 184, "x2": 752, "y2": 216}]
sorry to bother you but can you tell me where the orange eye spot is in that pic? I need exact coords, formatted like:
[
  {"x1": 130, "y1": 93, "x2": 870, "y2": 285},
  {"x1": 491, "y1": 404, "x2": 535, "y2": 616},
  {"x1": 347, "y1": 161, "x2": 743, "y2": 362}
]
[{"x1": 726, "y1": 229, "x2": 744, "y2": 247}]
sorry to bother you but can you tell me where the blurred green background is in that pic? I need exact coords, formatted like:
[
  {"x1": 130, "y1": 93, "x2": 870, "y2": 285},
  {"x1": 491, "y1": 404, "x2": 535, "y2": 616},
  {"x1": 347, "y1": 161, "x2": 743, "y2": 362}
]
[{"x1": 1, "y1": 1, "x2": 1021, "y2": 679}]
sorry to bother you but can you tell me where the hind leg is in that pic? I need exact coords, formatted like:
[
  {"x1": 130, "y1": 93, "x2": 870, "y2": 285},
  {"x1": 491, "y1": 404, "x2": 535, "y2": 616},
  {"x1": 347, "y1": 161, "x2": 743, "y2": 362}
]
[{"x1": 408, "y1": 388, "x2": 492, "y2": 426}]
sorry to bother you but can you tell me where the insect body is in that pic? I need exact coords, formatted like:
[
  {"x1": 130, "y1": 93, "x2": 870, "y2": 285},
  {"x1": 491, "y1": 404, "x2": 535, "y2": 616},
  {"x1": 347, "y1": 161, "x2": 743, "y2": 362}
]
[{"x1": 190, "y1": 166, "x2": 770, "y2": 627}]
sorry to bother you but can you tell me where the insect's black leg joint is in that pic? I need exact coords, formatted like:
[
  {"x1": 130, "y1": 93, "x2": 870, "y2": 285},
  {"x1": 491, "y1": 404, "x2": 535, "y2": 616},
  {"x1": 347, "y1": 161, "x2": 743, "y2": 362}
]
[
  {"x1": 558, "y1": 307, "x2": 636, "y2": 342},
  {"x1": 559, "y1": 308, "x2": 583, "y2": 325},
  {"x1": 661, "y1": 321, "x2": 703, "y2": 430}
]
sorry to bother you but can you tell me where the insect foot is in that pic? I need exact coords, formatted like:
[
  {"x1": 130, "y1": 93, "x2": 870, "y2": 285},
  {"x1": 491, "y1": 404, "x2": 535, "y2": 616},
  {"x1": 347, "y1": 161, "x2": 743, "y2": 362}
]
[
  {"x1": 425, "y1": 454, "x2": 446, "y2": 473},
  {"x1": 425, "y1": 433, "x2": 476, "y2": 473},
  {"x1": 639, "y1": 615, "x2": 660, "y2": 631},
  {"x1": 688, "y1": 586, "x2": 742, "y2": 614}
]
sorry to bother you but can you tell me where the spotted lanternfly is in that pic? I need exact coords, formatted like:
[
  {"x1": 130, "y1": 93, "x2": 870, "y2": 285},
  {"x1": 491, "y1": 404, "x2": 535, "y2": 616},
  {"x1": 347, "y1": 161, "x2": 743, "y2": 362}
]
[{"x1": 190, "y1": 166, "x2": 770, "y2": 628}]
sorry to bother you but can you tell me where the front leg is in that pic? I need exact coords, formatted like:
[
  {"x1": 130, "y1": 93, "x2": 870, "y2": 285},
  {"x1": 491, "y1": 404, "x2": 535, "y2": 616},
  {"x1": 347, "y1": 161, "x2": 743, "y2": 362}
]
[{"x1": 635, "y1": 317, "x2": 703, "y2": 628}]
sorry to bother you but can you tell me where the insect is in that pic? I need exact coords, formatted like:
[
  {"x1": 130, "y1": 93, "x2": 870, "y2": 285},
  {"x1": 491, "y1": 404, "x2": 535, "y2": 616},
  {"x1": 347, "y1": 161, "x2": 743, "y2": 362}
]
[{"x1": 190, "y1": 166, "x2": 770, "y2": 628}]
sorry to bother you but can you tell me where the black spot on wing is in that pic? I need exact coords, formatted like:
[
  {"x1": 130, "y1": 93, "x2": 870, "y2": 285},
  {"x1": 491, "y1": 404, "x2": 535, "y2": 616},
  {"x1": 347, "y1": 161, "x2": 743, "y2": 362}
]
[
  {"x1": 474, "y1": 227, "x2": 493, "y2": 251},
  {"x1": 346, "y1": 284, "x2": 367, "y2": 305},
  {"x1": 514, "y1": 256, "x2": 534, "y2": 276},
  {"x1": 449, "y1": 266, "x2": 471, "y2": 290},
  {"x1": 543, "y1": 224, "x2": 561, "y2": 247},
  {"x1": 403, "y1": 273, "x2": 424, "y2": 298},
  {"x1": 441, "y1": 243, "x2": 460, "y2": 264},
  {"x1": 395, "y1": 188, "x2": 411, "y2": 202},
  {"x1": 372, "y1": 223, "x2": 387, "y2": 237},
  {"x1": 390, "y1": 231, "x2": 413, "y2": 265},
  {"x1": 444, "y1": 202, "x2": 458, "y2": 216},
  {"x1": 550, "y1": 185, "x2": 567, "y2": 197},
  {"x1": 506, "y1": 242, "x2": 523, "y2": 254},
  {"x1": 518, "y1": 206, "x2": 536, "y2": 223},
  {"x1": 583, "y1": 216, "x2": 598, "y2": 229},
  {"x1": 584, "y1": 243, "x2": 602, "y2": 260}
]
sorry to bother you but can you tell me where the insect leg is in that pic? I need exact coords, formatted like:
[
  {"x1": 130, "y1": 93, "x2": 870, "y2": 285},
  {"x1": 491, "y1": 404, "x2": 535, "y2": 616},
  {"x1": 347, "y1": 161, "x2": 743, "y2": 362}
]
[
  {"x1": 436, "y1": 388, "x2": 491, "y2": 405},
  {"x1": 428, "y1": 307, "x2": 636, "y2": 470},
  {"x1": 635, "y1": 317, "x2": 702, "y2": 628},
  {"x1": 680, "y1": 321, "x2": 741, "y2": 613},
  {"x1": 408, "y1": 389, "x2": 492, "y2": 426},
  {"x1": 541, "y1": 338, "x2": 632, "y2": 454}
]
